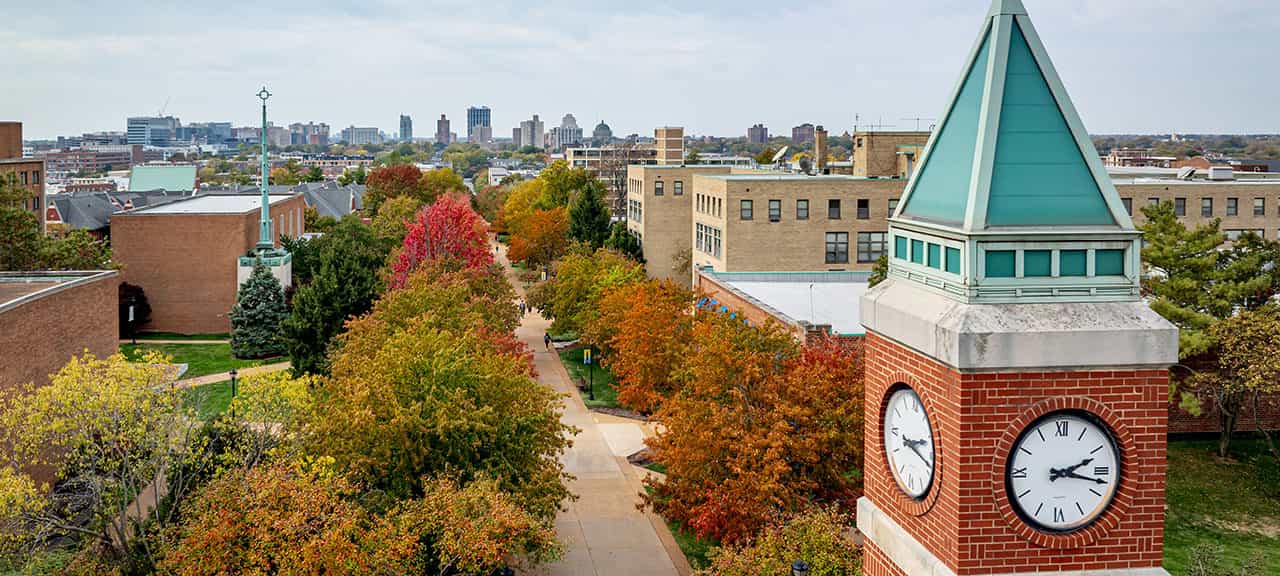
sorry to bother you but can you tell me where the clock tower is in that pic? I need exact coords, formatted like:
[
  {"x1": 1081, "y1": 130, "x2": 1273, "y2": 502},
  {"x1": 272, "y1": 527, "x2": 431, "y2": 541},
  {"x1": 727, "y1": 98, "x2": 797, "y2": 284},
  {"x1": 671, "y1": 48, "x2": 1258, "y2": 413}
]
[{"x1": 858, "y1": 1, "x2": 1178, "y2": 575}]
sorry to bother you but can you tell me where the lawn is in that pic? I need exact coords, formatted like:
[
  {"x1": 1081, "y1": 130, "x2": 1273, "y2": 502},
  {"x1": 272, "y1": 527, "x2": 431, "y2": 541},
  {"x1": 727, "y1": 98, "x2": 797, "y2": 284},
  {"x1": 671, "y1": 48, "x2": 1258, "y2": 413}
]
[
  {"x1": 558, "y1": 347, "x2": 619, "y2": 409},
  {"x1": 1164, "y1": 436, "x2": 1280, "y2": 574},
  {"x1": 132, "y1": 331, "x2": 230, "y2": 341},
  {"x1": 179, "y1": 379, "x2": 234, "y2": 420},
  {"x1": 120, "y1": 342, "x2": 275, "y2": 379}
]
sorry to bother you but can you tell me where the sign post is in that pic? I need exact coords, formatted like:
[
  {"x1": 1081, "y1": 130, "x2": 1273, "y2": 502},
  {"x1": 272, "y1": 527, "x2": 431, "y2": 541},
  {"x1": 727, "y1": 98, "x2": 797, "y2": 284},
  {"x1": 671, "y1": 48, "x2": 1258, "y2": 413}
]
[{"x1": 583, "y1": 347, "x2": 594, "y2": 401}]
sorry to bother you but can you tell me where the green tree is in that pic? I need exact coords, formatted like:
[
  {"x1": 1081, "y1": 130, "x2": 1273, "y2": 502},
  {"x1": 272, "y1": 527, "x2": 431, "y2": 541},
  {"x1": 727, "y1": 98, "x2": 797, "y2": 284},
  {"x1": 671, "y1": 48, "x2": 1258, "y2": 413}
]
[
  {"x1": 0, "y1": 173, "x2": 45, "y2": 271},
  {"x1": 1192, "y1": 306, "x2": 1280, "y2": 459},
  {"x1": 229, "y1": 260, "x2": 289, "y2": 359},
  {"x1": 420, "y1": 167, "x2": 468, "y2": 204},
  {"x1": 603, "y1": 222, "x2": 644, "y2": 263},
  {"x1": 526, "y1": 248, "x2": 645, "y2": 335},
  {"x1": 283, "y1": 218, "x2": 386, "y2": 375},
  {"x1": 371, "y1": 195, "x2": 425, "y2": 250},
  {"x1": 303, "y1": 165, "x2": 325, "y2": 182},
  {"x1": 568, "y1": 181, "x2": 611, "y2": 249},
  {"x1": 697, "y1": 508, "x2": 860, "y2": 576},
  {"x1": 868, "y1": 254, "x2": 888, "y2": 287},
  {"x1": 303, "y1": 204, "x2": 338, "y2": 234},
  {"x1": 536, "y1": 161, "x2": 593, "y2": 208}
]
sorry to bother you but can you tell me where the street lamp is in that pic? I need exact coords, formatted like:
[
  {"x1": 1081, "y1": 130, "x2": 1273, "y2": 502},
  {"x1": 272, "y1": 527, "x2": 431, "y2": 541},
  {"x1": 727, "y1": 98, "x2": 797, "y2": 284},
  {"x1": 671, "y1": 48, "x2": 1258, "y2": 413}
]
[
  {"x1": 229, "y1": 368, "x2": 239, "y2": 417},
  {"x1": 791, "y1": 560, "x2": 809, "y2": 576}
]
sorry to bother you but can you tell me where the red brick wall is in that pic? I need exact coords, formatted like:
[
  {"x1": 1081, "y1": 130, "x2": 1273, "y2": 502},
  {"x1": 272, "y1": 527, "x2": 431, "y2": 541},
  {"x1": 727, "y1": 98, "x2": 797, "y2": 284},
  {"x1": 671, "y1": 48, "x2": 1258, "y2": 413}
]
[
  {"x1": 1168, "y1": 389, "x2": 1280, "y2": 434},
  {"x1": 694, "y1": 272, "x2": 801, "y2": 338},
  {"x1": 862, "y1": 332, "x2": 1168, "y2": 575},
  {"x1": 0, "y1": 273, "x2": 120, "y2": 391},
  {"x1": 863, "y1": 541, "x2": 910, "y2": 576}
]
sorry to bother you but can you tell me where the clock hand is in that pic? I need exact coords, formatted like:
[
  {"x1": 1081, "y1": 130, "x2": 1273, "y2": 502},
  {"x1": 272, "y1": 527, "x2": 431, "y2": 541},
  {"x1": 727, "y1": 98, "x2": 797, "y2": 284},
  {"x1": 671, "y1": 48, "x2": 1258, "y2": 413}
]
[
  {"x1": 1061, "y1": 470, "x2": 1107, "y2": 484},
  {"x1": 1049, "y1": 458, "x2": 1094, "y2": 481},
  {"x1": 900, "y1": 437, "x2": 932, "y2": 469}
]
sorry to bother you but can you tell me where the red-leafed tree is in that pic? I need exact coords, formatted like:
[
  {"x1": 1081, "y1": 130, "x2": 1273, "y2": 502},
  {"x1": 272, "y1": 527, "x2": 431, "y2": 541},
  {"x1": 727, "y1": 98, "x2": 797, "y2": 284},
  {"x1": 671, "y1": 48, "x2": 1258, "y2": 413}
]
[
  {"x1": 587, "y1": 279, "x2": 693, "y2": 414},
  {"x1": 365, "y1": 165, "x2": 425, "y2": 215},
  {"x1": 390, "y1": 194, "x2": 493, "y2": 289}
]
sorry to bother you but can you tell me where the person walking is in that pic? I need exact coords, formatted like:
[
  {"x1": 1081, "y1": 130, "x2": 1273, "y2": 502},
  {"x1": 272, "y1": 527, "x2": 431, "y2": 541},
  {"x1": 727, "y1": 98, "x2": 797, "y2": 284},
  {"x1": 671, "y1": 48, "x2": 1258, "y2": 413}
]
[{"x1": 543, "y1": 332, "x2": 552, "y2": 351}]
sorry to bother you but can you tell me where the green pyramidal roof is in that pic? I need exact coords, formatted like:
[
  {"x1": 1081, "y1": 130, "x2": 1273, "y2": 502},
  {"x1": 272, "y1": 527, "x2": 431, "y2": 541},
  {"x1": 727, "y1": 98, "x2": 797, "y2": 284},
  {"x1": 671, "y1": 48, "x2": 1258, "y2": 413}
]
[{"x1": 896, "y1": 0, "x2": 1131, "y2": 232}]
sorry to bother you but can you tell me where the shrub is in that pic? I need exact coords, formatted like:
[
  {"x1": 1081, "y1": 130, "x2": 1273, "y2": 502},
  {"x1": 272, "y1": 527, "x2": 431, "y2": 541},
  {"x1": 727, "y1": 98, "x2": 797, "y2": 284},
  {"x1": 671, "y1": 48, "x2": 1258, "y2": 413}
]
[{"x1": 698, "y1": 508, "x2": 860, "y2": 576}]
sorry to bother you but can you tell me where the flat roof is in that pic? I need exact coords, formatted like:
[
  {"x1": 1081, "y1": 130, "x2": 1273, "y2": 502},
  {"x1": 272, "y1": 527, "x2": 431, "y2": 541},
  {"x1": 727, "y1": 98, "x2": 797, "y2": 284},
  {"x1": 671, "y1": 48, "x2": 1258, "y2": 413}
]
[
  {"x1": 125, "y1": 194, "x2": 295, "y2": 215},
  {"x1": 0, "y1": 271, "x2": 118, "y2": 314},
  {"x1": 703, "y1": 270, "x2": 868, "y2": 336},
  {"x1": 696, "y1": 174, "x2": 903, "y2": 182}
]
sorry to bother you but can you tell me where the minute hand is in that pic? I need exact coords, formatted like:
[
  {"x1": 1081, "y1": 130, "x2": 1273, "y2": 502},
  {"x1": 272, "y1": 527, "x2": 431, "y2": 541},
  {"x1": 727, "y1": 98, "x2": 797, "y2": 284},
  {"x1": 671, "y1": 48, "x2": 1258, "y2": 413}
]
[{"x1": 1059, "y1": 470, "x2": 1106, "y2": 484}]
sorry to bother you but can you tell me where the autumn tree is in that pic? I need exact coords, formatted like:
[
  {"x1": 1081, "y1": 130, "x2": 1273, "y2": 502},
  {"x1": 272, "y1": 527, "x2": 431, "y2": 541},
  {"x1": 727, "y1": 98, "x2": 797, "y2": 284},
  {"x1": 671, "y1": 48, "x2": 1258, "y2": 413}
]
[
  {"x1": 527, "y1": 248, "x2": 644, "y2": 336},
  {"x1": 371, "y1": 195, "x2": 424, "y2": 250},
  {"x1": 388, "y1": 194, "x2": 493, "y2": 289},
  {"x1": 229, "y1": 259, "x2": 288, "y2": 359},
  {"x1": 364, "y1": 164, "x2": 424, "y2": 215},
  {"x1": 697, "y1": 507, "x2": 860, "y2": 576},
  {"x1": 604, "y1": 221, "x2": 644, "y2": 263},
  {"x1": 472, "y1": 185, "x2": 510, "y2": 227},
  {"x1": 0, "y1": 353, "x2": 205, "y2": 566},
  {"x1": 586, "y1": 279, "x2": 692, "y2": 413},
  {"x1": 420, "y1": 167, "x2": 468, "y2": 203},
  {"x1": 568, "y1": 180, "x2": 611, "y2": 249},
  {"x1": 1191, "y1": 306, "x2": 1280, "y2": 459},
  {"x1": 536, "y1": 160, "x2": 594, "y2": 208},
  {"x1": 501, "y1": 179, "x2": 547, "y2": 236},
  {"x1": 644, "y1": 317, "x2": 865, "y2": 544},
  {"x1": 506, "y1": 207, "x2": 569, "y2": 270}
]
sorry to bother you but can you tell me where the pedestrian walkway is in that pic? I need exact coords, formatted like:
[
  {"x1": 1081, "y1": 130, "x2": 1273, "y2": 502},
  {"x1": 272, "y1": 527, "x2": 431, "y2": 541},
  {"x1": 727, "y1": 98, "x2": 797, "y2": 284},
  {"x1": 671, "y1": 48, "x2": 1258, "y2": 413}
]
[
  {"x1": 494, "y1": 241, "x2": 687, "y2": 576},
  {"x1": 173, "y1": 361, "x2": 291, "y2": 389}
]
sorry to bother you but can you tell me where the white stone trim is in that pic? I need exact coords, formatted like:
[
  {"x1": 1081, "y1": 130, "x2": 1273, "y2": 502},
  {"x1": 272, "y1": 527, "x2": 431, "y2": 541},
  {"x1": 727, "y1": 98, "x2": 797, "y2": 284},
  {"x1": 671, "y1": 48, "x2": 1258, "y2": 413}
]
[{"x1": 860, "y1": 278, "x2": 1178, "y2": 370}]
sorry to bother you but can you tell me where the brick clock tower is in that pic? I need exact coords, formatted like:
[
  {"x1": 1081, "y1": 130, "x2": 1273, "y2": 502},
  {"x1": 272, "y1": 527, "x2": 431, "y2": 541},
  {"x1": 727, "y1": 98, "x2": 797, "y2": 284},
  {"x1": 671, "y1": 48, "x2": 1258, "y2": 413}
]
[{"x1": 858, "y1": 1, "x2": 1178, "y2": 575}]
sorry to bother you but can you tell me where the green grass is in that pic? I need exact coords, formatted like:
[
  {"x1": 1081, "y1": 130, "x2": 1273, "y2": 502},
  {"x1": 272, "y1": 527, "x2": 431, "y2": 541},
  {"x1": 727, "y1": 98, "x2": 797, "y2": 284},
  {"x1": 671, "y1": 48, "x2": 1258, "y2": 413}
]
[
  {"x1": 644, "y1": 462, "x2": 668, "y2": 475},
  {"x1": 179, "y1": 379, "x2": 234, "y2": 420},
  {"x1": 559, "y1": 347, "x2": 619, "y2": 409},
  {"x1": 1164, "y1": 437, "x2": 1280, "y2": 574},
  {"x1": 642, "y1": 485, "x2": 718, "y2": 569},
  {"x1": 120, "y1": 342, "x2": 275, "y2": 378},
  {"x1": 132, "y1": 331, "x2": 230, "y2": 341}
]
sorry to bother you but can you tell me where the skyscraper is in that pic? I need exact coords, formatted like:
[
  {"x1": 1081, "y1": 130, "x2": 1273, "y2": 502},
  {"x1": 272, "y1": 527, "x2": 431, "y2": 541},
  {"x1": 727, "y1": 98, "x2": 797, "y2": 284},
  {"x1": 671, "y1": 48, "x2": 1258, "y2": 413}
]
[
  {"x1": 747, "y1": 123, "x2": 769, "y2": 145},
  {"x1": 467, "y1": 106, "x2": 491, "y2": 144},
  {"x1": 399, "y1": 115, "x2": 413, "y2": 142},
  {"x1": 126, "y1": 116, "x2": 181, "y2": 147},
  {"x1": 518, "y1": 115, "x2": 544, "y2": 150},
  {"x1": 436, "y1": 114, "x2": 451, "y2": 146}
]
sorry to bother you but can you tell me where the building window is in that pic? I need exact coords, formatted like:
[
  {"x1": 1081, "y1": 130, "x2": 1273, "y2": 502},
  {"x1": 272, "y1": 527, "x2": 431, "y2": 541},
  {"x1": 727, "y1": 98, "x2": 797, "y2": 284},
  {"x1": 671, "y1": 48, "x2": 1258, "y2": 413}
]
[
  {"x1": 655, "y1": 181, "x2": 664, "y2": 196},
  {"x1": 1121, "y1": 197, "x2": 1132, "y2": 216},
  {"x1": 797, "y1": 199, "x2": 809, "y2": 220},
  {"x1": 1202, "y1": 198, "x2": 1213, "y2": 217},
  {"x1": 674, "y1": 181, "x2": 683, "y2": 196},
  {"x1": 857, "y1": 198, "x2": 869, "y2": 219},
  {"x1": 888, "y1": 199, "x2": 899, "y2": 217},
  {"x1": 697, "y1": 223, "x2": 722, "y2": 258},
  {"x1": 828, "y1": 199, "x2": 841, "y2": 219},
  {"x1": 740, "y1": 199, "x2": 753, "y2": 220},
  {"x1": 768, "y1": 199, "x2": 781, "y2": 222},
  {"x1": 19, "y1": 172, "x2": 28, "y2": 186},
  {"x1": 1227, "y1": 197, "x2": 1238, "y2": 216},
  {"x1": 1148, "y1": 197, "x2": 1159, "y2": 207},
  {"x1": 1060, "y1": 250, "x2": 1087, "y2": 277},
  {"x1": 1255, "y1": 197, "x2": 1266, "y2": 216},
  {"x1": 32, "y1": 172, "x2": 40, "y2": 185},
  {"x1": 857, "y1": 232, "x2": 886, "y2": 263},
  {"x1": 825, "y1": 232, "x2": 849, "y2": 264},
  {"x1": 1174, "y1": 198, "x2": 1186, "y2": 216}
]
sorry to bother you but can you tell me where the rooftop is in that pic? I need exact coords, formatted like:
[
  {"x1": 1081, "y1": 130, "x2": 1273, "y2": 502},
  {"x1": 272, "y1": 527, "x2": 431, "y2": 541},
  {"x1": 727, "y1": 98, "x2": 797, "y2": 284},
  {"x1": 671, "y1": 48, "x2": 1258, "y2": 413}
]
[
  {"x1": 125, "y1": 194, "x2": 295, "y2": 215},
  {"x1": 696, "y1": 174, "x2": 902, "y2": 182},
  {"x1": 701, "y1": 270, "x2": 869, "y2": 336},
  {"x1": 0, "y1": 271, "x2": 118, "y2": 314},
  {"x1": 129, "y1": 165, "x2": 198, "y2": 193}
]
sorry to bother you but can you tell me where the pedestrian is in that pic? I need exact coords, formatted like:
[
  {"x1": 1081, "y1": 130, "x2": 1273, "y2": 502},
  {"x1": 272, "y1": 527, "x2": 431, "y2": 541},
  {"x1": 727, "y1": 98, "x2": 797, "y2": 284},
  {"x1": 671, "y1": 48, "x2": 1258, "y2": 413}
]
[
  {"x1": 519, "y1": 300, "x2": 526, "y2": 316},
  {"x1": 544, "y1": 332, "x2": 552, "y2": 350}
]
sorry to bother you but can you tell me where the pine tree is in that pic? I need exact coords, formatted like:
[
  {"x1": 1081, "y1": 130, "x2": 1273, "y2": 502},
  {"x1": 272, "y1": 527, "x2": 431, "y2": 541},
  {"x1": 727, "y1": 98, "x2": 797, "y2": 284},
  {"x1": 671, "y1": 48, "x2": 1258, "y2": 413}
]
[
  {"x1": 230, "y1": 259, "x2": 289, "y2": 359},
  {"x1": 568, "y1": 181, "x2": 611, "y2": 249},
  {"x1": 603, "y1": 222, "x2": 644, "y2": 263}
]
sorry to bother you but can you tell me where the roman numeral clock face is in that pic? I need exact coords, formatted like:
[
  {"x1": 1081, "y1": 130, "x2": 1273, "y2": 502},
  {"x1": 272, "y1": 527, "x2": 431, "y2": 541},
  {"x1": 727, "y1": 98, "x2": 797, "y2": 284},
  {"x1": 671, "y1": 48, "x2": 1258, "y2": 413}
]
[
  {"x1": 883, "y1": 387, "x2": 935, "y2": 499},
  {"x1": 1007, "y1": 411, "x2": 1120, "y2": 532}
]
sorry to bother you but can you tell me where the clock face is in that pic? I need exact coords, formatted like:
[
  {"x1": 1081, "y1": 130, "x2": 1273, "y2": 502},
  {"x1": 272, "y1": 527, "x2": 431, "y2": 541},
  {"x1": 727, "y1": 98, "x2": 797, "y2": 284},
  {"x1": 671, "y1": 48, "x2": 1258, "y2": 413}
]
[
  {"x1": 883, "y1": 387, "x2": 935, "y2": 499},
  {"x1": 1006, "y1": 411, "x2": 1120, "y2": 532}
]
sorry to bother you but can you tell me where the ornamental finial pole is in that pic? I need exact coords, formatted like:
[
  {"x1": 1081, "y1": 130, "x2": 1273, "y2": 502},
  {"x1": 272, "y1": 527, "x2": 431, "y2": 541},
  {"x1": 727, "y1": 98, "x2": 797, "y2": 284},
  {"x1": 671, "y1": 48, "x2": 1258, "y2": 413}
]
[{"x1": 256, "y1": 86, "x2": 273, "y2": 251}]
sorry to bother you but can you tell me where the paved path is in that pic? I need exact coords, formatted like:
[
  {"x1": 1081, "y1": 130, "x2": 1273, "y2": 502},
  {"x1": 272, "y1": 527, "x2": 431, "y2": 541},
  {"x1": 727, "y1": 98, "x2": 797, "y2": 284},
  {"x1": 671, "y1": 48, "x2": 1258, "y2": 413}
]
[
  {"x1": 123, "y1": 339, "x2": 231, "y2": 345},
  {"x1": 173, "y1": 361, "x2": 291, "y2": 389},
  {"x1": 495, "y1": 243, "x2": 687, "y2": 576}
]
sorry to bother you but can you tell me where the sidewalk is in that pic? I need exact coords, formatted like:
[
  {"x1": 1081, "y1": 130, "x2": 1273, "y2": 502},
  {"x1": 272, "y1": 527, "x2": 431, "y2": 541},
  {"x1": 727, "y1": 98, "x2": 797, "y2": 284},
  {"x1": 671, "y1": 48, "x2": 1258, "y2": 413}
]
[
  {"x1": 495, "y1": 241, "x2": 688, "y2": 576},
  {"x1": 173, "y1": 361, "x2": 291, "y2": 389}
]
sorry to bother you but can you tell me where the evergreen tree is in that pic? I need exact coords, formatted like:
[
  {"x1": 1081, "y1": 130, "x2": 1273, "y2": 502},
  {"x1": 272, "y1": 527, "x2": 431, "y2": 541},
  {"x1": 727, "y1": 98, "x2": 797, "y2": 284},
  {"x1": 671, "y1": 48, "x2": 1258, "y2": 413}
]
[
  {"x1": 230, "y1": 259, "x2": 289, "y2": 359},
  {"x1": 283, "y1": 218, "x2": 386, "y2": 375},
  {"x1": 568, "y1": 181, "x2": 611, "y2": 249},
  {"x1": 603, "y1": 222, "x2": 644, "y2": 263}
]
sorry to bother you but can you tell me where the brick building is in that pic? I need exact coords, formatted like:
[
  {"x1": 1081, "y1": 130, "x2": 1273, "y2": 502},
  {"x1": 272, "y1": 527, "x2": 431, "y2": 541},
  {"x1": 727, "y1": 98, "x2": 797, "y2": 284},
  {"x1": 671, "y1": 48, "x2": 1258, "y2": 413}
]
[
  {"x1": 0, "y1": 271, "x2": 120, "y2": 391},
  {"x1": 851, "y1": 130, "x2": 929, "y2": 178},
  {"x1": 111, "y1": 194, "x2": 305, "y2": 334},
  {"x1": 694, "y1": 269, "x2": 866, "y2": 344},
  {"x1": 0, "y1": 122, "x2": 46, "y2": 231}
]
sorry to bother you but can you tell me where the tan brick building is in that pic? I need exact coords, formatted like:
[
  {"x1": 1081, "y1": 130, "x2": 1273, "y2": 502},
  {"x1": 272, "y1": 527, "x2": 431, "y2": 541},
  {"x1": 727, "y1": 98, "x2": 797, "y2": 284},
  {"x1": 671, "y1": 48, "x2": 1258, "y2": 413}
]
[
  {"x1": 0, "y1": 122, "x2": 46, "y2": 231},
  {"x1": 653, "y1": 127, "x2": 683, "y2": 165},
  {"x1": 850, "y1": 131, "x2": 928, "y2": 178},
  {"x1": 0, "y1": 271, "x2": 120, "y2": 391},
  {"x1": 626, "y1": 165, "x2": 733, "y2": 282},
  {"x1": 112, "y1": 194, "x2": 305, "y2": 334}
]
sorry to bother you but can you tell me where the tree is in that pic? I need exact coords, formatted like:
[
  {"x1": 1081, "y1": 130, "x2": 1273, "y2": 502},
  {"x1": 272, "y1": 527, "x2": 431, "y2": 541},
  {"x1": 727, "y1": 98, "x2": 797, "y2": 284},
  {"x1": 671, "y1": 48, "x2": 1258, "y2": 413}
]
[
  {"x1": 501, "y1": 179, "x2": 546, "y2": 235},
  {"x1": 389, "y1": 194, "x2": 493, "y2": 289},
  {"x1": 118, "y1": 282, "x2": 151, "y2": 338},
  {"x1": 270, "y1": 166, "x2": 299, "y2": 186},
  {"x1": 364, "y1": 165, "x2": 424, "y2": 215},
  {"x1": 568, "y1": 180, "x2": 611, "y2": 249},
  {"x1": 0, "y1": 352, "x2": 205, "y2": 566},
  {"x1": 1191, "y1": 306, "x2": 1280, "y2": 459},
  {"x1": 38, "y1": 229, "x2": 111, "y2": 270},
  {"x1": 868, "y1": 254, "x2": 888, "y2": 287},
  {"x1": 0, "y1": 207, "x2": 44, "y2": 271},
  {"x1": 506, "y1": 207, "x2": 569, "y2": 270},
  {"x1": 604, "y1": 222, "x2": 644, "y2": 263},
  {"x1": 371, "y1": 195, "x2": 424, "y2": 249},
  {"x1": 303, "y1": 165, "x2": 325, "y2": 182},
  {"x1": 230, "y1": 259, "x2": 289, "y2": 359},
  {"x1": 686, "y1": 150, "x2": 702, "y2": 165},
  {"x1": 644, "y1": 317, "x2": 864, "y2": 544},
  {"x1": 537, "y1": 161, "x2": 593, "y2": 208},
  {"x1": 472, "y1": 185, "x2": 509, "y2": 227},
  {"x1": 697, "y1": 508, "x2": 860, "y2": 576},
  {"x1": 303, "y1": 264, "x2": 571, "y2": 518},
  {"x1": 337, "y1": 165, "x2": 367, "y2": 186},
  {"x1": 303, "y1": 205, "x2": 337, "y2": 234},
  {"x1": 586, "y1": 279, "x2": 692, "y2": 413},
  {"x1": 420, "y1": 167, "x2": 468, "y2": 204},
  {"x1": 754, "y1": 147, "x2": 778, "y2": 165},
  {"x1": 283, "y1": 218, "x2": 386, "y2": 375},
  {"x1": 526, "y1": 248, "x2": 644, "y2": 336}
]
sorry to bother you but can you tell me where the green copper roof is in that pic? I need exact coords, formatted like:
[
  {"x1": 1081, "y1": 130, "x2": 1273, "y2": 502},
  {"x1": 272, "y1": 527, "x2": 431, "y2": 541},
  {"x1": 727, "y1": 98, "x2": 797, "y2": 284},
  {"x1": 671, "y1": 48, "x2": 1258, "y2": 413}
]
[
  {"x1": 129, "y1": 165, "x2": 197, "y2": 193},
  {"x1": 895, "y1": 0, "x2": 1130, "y2": 232}
]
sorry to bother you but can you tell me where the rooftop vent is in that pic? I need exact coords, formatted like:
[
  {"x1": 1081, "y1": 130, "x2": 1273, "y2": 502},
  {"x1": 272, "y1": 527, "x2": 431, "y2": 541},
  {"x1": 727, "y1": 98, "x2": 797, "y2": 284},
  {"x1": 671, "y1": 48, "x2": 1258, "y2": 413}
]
[
  {"x1": 1207, "y1": 166, "x2": 1235, "y2": 181},
  {"x1": 1177, "y1": 166, "x2": 1196, "y2": 180}
]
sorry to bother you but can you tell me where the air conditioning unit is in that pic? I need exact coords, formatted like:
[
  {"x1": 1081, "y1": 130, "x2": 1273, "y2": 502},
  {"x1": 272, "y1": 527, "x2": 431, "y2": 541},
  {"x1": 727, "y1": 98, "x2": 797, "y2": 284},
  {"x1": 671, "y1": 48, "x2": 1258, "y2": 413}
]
[{"x1": 1207, "y1": 166, "x2": 1234, "y2": 181}]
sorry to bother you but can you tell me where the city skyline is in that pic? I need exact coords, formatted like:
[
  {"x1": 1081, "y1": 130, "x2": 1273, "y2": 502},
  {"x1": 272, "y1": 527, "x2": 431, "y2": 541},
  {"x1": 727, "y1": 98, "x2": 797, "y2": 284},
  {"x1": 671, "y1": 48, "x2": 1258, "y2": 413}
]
[{"x1": 5, "y1": 0, "x2": 1280, "y2": 140}]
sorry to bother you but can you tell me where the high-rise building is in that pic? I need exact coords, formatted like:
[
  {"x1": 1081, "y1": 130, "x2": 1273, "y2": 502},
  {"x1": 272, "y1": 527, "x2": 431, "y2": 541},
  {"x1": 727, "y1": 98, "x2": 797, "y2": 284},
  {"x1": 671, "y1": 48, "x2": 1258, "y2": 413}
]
[
  {"x1": 289, "y1": 122, "x2": 330, "y2": 146},
  {"x1": 435, "y1": 114, "x2": 451, "y2": 146},
  {"x1": 512, "y1": 127, "x2": 522, "y2": 145},
  {"x1": 592, "y1": 121, "x2": 613, "y2": 146},
  {"x1": 654, "y1": 126, "x2": 684, "y2": 165},
  {"x1": 518, "y1": 115, "x2": 544, "y2": 150},
  {"x1": 791, "y1": 123, "x2": 815, "y2": 145},
  {"x1": 466, "y1": 106, "x2": 491, "y2": 144},
  {"x1": 183, "y1": 122, "x2": 233, "y2": 145},
  {"x1": 126, "y1": 116, "x2": 181, "y2": 147},
  {"x1": 399, "y1": 115, "x2": 413, "y2": 142},
  {"x1": 747, "y1": 123, "x2": 769, "y2": 145},
  {"x1": 557, "y1": 114, "x2": 583, "y2": 149},
  {"x1": 814, "y1": 125, "x2": 829, "y2": 174},
  {"x1": 340, "y1": 126, "x2": 382, "y2": 146}
]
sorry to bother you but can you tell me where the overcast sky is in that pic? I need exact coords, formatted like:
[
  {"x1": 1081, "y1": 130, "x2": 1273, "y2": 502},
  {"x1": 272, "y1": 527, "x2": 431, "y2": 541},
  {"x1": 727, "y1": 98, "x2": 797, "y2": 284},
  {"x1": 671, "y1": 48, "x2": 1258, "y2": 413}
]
[{"x1": 5, "y1": 0, "x2": 1278, "y2": 140}]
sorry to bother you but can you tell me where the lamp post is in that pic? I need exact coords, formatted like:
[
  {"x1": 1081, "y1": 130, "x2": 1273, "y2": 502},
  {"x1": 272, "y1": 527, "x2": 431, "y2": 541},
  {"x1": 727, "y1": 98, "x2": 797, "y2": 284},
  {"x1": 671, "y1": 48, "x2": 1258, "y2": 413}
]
[
  {"x1": 791, "y1": 560, "x2": 809, "y2": 576},
  {"x1": 229, "y1": 368, "x2": 239, "y2": 417}
]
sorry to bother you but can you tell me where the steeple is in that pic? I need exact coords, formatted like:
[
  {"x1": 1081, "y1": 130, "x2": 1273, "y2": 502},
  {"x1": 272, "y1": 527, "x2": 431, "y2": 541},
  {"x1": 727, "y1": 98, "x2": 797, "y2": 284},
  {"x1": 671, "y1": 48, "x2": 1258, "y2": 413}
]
[
  {"x1": 256, "y1": 86, "x2": 274, "y2": 252},
  {"x1": 886, "y1": 0, "x2": 1139, "y2": 303}
]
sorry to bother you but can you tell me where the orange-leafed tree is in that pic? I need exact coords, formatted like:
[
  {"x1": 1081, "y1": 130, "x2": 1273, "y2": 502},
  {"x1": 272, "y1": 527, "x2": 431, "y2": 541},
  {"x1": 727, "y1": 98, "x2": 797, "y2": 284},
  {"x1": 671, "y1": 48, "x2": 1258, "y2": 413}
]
[
  {"x1": 587, "y1": 279, "x2": 693, "y2": 413},
  {"x1": 365, "y1": 164, "x2": 425, "y2": 215},
  {"x1": 389, "y1": 194, "x2": 493, "y2": 289},
  {"x1": 643, "y1": 314, "x2": 864, "y2": 544},
  {"x1": 506, "y1": 207, "x2": 568, "y2": 269}
]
